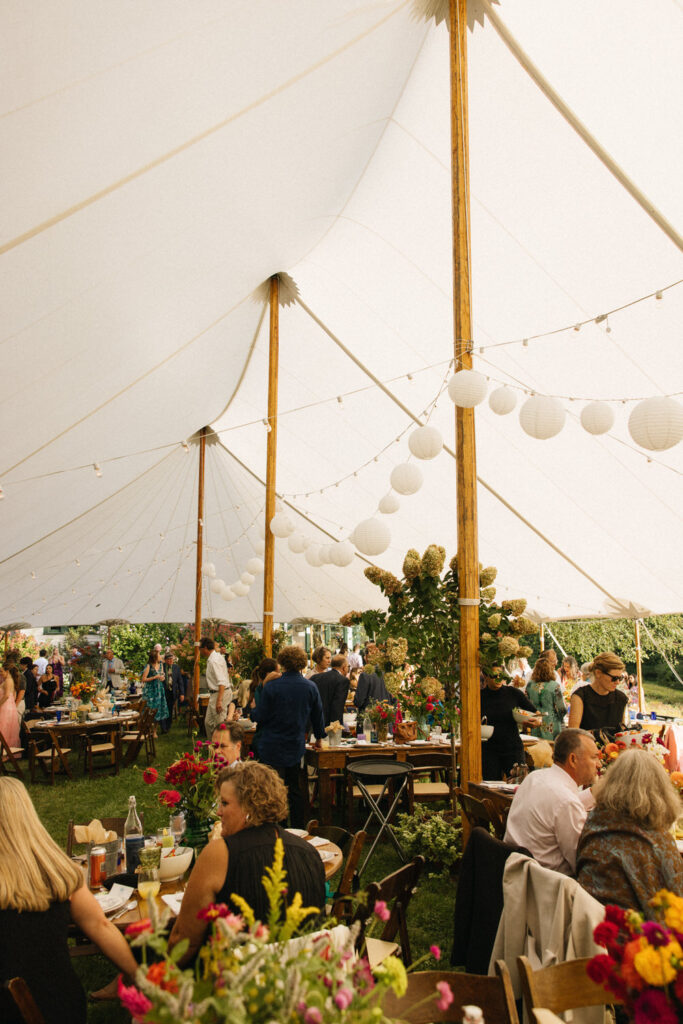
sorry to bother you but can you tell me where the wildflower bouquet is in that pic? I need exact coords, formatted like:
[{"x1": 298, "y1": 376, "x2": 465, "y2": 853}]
[
  {"x1": 70, "y1": 679, "x2": 98, "y2": 703},
  {"x1": 118, "y1": 838, "x2": 438, "y2": 1024},
  {"x1": 142, "y1": 740, "x2": 225, "y2": 821},
  {"x1": 588, "y1": 890, "x2": 683, "y2": 1022}
]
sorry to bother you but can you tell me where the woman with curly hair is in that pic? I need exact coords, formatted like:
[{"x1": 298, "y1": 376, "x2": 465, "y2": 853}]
[
  {"x1": 168, "y1": 763, "x2": 325, "y2": 961},
  {"x1": 526, "y1": 658, "x2": 567, "y2": 740}
]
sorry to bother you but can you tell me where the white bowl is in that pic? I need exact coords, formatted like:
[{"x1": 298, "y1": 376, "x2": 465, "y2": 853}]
[
  {"x1": 481, "y1": 724, "x2": 494, "y2": 740},
  {"x1": 87, "y1": 711, "x2": 104, "y2": 720},
  {"x1": 512, "y1": 708, "x2": 536, "y2": 724},
  {"x1": 158, "y1": 846, "x2": 194, "y2": 880}
]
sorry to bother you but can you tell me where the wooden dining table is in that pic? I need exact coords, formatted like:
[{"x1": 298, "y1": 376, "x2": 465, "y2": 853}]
[{"x1": 30, "y1": 711, "x2": 139, "y2": 775}]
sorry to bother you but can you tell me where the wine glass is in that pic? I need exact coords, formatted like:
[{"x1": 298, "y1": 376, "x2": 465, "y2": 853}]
[{"x1": 137, "y1": 867, "x2": 160, "y2": 908}]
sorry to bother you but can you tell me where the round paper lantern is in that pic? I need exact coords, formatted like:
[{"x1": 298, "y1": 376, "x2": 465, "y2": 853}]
[
  {"x1": 318, "y1": 545, "x2": 334, "y2": 565},
  {"x1": 390, "y1": 462, "x2": 423, "y2": 495},
  {"x1": 232, "y1": 582, "x2": 249, "y2": 597},
  {"x1": 305, "y1": 545, "x2": 323, "y2": 567},
  {"x1": 287, "y1": 533, "x2": 309, "y2": 554},
  {"x1": 220, "y1": 586, "x2": 235, "y2": 601},
  {"x1": 378, "y1": 493, "x2": 400, "y2": 515},
  {"x1": 240, "y1": 572, "x2": 255, "y2": 585},
  {"x1": 254, "y1": 539, "x2": 266, "y2": 555},
  {"x1": 353, "y1": 518, "x2": 391, "y2": 556},
  {"x1": 628, "y1": 397, "x2": 683, "y2": 451},
  {"x1": 270, "y1": 512, "x2": 294, "y2": 538},
  {"x1": 203, "y1": 562, "x2": 216, "y2": 578},
  {"x1": 580, "y1": 401, "x2": 615, "y2": 435},
  {"x1": 488, "y1": 386, "x2": 517, "y2": 416},
  {"x1": 330, "y1": 541, "x2": 354, "y2": 567},
  {"x1": 210, "y1": 578, "x2": 224, "y2": 594},
  {"x1": 519, "y1": 395, "x2": 566, "y2": 439},
  {"x1": 448, "y1": 369, "x2": 488, "y2": 407},
  {"x1": 246, "y1": 557, "x2": 264, "y2": 574},
  {"x1": 408, "y1": 424, "x2": 443, "y2": 460}
]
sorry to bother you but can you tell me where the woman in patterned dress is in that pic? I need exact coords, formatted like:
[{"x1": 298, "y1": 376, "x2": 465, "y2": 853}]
[{"x1": 141, "y1": 649, "x2": 168, "y2": 737}]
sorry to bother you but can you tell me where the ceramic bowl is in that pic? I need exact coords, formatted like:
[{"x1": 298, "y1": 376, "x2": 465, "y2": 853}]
[{"x1": 158, "y1": 846, "x2": 194, "y2": 880}]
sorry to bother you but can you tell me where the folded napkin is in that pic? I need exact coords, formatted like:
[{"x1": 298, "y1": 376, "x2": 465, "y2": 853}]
[
  {"x1": 162, "y1": 892, "x2": 184, "y2": 916},
  {"x1": 307, "y1": 835, "x2": 329, "y2": 848},
  {"x1": 73, "y1": 819, "x2": 118, "y2": 844}
]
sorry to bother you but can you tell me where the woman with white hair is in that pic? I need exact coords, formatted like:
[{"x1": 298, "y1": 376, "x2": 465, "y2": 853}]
[
  {"x1": 576, "y1": 748, "x2": 683, "y2": 916},
  {"x1": 0, "y1": 777, "x2": 137, "y2": 1024}
]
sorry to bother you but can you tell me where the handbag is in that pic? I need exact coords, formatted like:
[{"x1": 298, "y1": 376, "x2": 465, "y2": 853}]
[{"x1": 393, "y1": 719, "x2": 417, "y2": 744}]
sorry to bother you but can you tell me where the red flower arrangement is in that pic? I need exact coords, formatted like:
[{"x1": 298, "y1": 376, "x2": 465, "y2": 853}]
[{"x1": 142, "y1": 740, "x2": 225, "y2": 822}]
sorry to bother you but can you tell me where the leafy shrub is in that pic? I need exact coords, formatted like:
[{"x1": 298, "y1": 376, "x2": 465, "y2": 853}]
[{"x1": 394, "y1": 806, "x2": 463, "y2": 873}]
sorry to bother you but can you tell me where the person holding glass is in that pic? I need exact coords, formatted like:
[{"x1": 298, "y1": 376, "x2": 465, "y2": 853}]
[{"x1": 141, "y1": 648, "x2": 168, "y2": 737}]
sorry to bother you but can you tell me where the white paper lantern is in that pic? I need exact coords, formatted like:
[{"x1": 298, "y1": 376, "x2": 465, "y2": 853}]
[
  {"x1": 330, "y1": 540, "x2": 354, "y2": 567},
  {"x1": 580, "y1": 401, "x2": 615, "y2": 435},
  {"x1": 448, "y1": 369, "x2": 487, "y2": 407},
  {"x1": 287, "y1": 533, "x2": 309, "y2": 554},
  {"x1": 220, "y1": 586, "x2": 235, "y2": 601},
  {"x1": 232, "y1": 582, "x2": 249, "y2": 597},
  {"x1": 318, "y1": 545, "x2": 334, "y2": 565},
  {"x1": 241, "y1": 572, "x2": 255, "y2": 585},
  {"x1": 246, "y1": 557, "x2": 264, "y2": 574},
  {"x1": 270, "y1": 512, "x2": 294, "y2": 538},
  {"x1": 488, "y1": 386, "x2": 517, "y2": 416},
  {"x1": 378, "y1": 493, "x2": 400, "y2": 515},
  {"x1": 353, "y1": 518, "x2": 391, "y2": 556},
  {"x1": 408, "y1": 424, "x2": 443, "y2": 460},
  {"x1": 519, "y1": 395, "x2": 566, "y2": 439},
  {"x1": 255, "y1": 539, "x2": 266, "y2": 555},
  {"x1": 628, "y1": 397, "x2": 683, "y2": 451},
  {"x1": 203, "y1": 561, "x2": 216, "y2": 578},
  {"x1": 305, "y1": 545, "x2": 323, "y2": 567},
  {"x1": 210, "y1": 578, "x2": 225, "y2": 594},
  {"x1": 390, "y1": 462, "x2": 423, "y2": 495}
]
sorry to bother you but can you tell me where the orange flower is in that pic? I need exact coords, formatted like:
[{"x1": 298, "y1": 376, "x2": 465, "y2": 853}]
[
  {"x1": 146, "y1": 961, "x2": 179, "y2": 994},
  {"x1": 621, "y1": 937, "x2": 647, "y2": 991}
]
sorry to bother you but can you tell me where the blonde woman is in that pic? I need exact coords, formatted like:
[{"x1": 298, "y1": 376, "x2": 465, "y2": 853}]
[
  {"x1": 577, "y1": 749, "x2": 683, "y2": 916},
  {"x1": 0, "y1": 778, "x2": 137, "y2": 1024},
  {"x1": 567, "y1": 651, "x2": 628, "y2": 733}
]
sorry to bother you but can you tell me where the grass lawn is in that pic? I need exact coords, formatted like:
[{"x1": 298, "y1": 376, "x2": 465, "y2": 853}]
[{"x1": 23, "y1": 719, "x2": 456, "y2": 1023}]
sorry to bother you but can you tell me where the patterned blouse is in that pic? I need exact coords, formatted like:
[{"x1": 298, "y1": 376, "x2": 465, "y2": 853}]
[{"x1": 576, "y1": 805, "x2": 683, "y2": 917}]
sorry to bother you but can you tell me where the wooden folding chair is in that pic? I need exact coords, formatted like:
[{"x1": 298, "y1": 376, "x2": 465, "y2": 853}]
[
  {"x1": 383, "y1": 964, "x2": 519, "y2": 1024},
  {"x1": 306, "y1": 819, "x2": 367, "y2": 908},
  {"x1": 455, "y1": 786, "x2": 506, "y2": 840},
  {"x1": 83, "y1": 726, "x2": 120, "y2": 777},
  {"x1": 517, "y1": 955, "x2": 622, "y2": 1020},
  {"x1": 0, "y1": 727, "x2": 24, "y2": 778},
  {"x1": 121, "y1": 708, "x2": 154, "y2": 766},
  {"x1": 31, "y1": 726, "x2": 72, "y2": 784},
  {"x1": 407, "y1": 751, "x2": 455, "y2": 810},
  {"x1": 4, "y1": 978, "x2": 47, "y2": 1024},
  {"x1": 365, "y1": 856, "x2": 425, "y2": 964}
]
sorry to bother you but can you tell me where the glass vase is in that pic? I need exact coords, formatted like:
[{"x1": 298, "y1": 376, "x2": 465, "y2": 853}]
[{"x1": 183, "y1": 815, "x2": 213, "y2": 853}]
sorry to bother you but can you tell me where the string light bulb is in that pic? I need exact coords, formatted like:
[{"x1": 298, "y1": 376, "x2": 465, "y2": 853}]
[
  {"x1": 656, "y1": 291, "x2": 663, "y2": 301},
  {"x1": 93, "y1": 462, "x2": 102, "y2": 477},
  {"x1": 181, "y1": 441, "x2": 190, "y2": 453}
]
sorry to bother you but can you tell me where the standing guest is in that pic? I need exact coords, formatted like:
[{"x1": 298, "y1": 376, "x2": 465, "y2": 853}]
[
  {"x1": 348, "y1": 667, "x2": 361, "y2": 695},
  {"x1": 211, "y1": 722, "x2": 245, "y2": 767},
  {"x1": 535, "y1": 649, "x2": 561, "y2": 681},
  {"x1": 0, "y1": 777, "x2": 138, "y2": 1024},
  {"x1": 568, "y1": 652, "x2": 628, "y2": 735},
  {"x1": 526, "y1": 658, "x2": 567, "y2": 740},
  {"x1": 559, "y1": 656, "x2": 580, "y2": 695},
  {"x1": 100, "y1": 648, "x2": 125, "y2": 693},
  {"x1": 9, "y1": 666, "x2": 24, "y2": 720},
  {"x1": 506, "y1": 655, "x2": 532, "y2": 687},
  {"x1": 49, "y1": 649, "x2": 65, "y2": 698},
  {"x1": 310, "y1": 654, "x2": 349, "y2": 726},
  {"x1": 162, "y1": 653, "x2": 183, "y2": 731},
  {"x1": 35, "y1": 649, "x2": 48, "y2": 678},
  {"x1": 305, "y1": 646, "x2": 331, "y2": 679},
  {"x1": 0, "y1": 668, "x2": 20, "y2": 747},
  {"x1": 20, "y1": 658, "x2": 39, "y2": 715},
  {"x1": 141, "y1": 649, "x2": 168, "y2": 738},
  {"x1": 353, "y1": 667, "x2": 393, "y2": 713},
  {"x1": 577, "y1": 748, "x2": 683, "y2": 915},
  {"x1": 347, "y1": 643, "x2": 364, "y2": 672},
  {"x1": 504, "y1": 728, "x2": 601, "y2": 875},
  {"x1": 235, "y1": 674, "x2": 252, "y2": 710},
  {"x1": 248, "y1": 658, "x2": 279, "y2": 759},
  {"x1": 480, "y1": 674, "x2": 541, "y2": 780},
  {"x1": 250, "y1": 645, "x2": 325, "y2": 828},
  {"x1": 201, "y1": 637, "x2": 234, "y2": 737},
  {"x1": 37, "y1": 665, "x2": 57, "y2": 709}
]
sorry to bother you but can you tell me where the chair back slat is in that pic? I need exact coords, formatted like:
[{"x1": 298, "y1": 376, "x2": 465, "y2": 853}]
[
  {"x1": 6, "y1": 977, "x2": 47, "y2": 1024},
  {"x1": 517, "y1": 955, "x2": 622, "y2": 1016},
  {"x1": 383, "y1": 964, "x2": 519, "y2": 1024}
]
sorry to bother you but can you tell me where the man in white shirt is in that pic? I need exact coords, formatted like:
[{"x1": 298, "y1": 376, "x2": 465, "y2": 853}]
[
  {"x1": 35, "y1": 649, "x2": 48, "y2": 677},
  {"x1": 503, "y1": 728, "x2": 601, "y2": 875},
  {"x1": 200, "y1": 636, "x2": 234, "y2": 737},
  {"x1": 347, "y1": 644, "x2": 363, "y2": 671}
]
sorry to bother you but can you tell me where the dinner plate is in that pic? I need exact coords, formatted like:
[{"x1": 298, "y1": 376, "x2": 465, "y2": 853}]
[
  {"x1": 408, "y1": 739, "x2": 428, "y2": 745},
  {"x1": 94, "y1": 891, "x2": 129, "y2": 915},
  {"x1": 286, "y1": 828, "x2": 308, "y2": 838},
  {"x1": 319, "y1": 850, "x2": 335, "y2": 863}
]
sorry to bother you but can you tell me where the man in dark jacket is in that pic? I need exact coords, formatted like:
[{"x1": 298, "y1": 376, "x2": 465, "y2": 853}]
[
  {"x1": 353, "y1": 669, "x2": 393, "y2": 713},
  {"x1": 310, "y1": 654, "x2": 349, "y2": 726},
  {"x1": 20, "y1": 657, "x2": 39, "y2": 714}
]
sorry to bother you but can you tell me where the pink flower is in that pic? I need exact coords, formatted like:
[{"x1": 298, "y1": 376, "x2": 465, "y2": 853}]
[
  {"x1": 142, "y1": 767, "x2": 158, "y2": 784},
  {"x1": 436, "y1": 981, "x2": 454, "y2": 1012},
  {"x1": 430, "y1": 944, "x2": 441, "y2": 961},
  {"x1": 334, "y1": 988, "x2": 354, "y2": 1010},
  {"x1": 304, "y1": 1008, "x2": 323, "y2": 1024},
  {"x1": 253, "y1": 923, "x2": 270, "y2": 940},
  {"x1": 125, "y1": 919, "x2": 152, "y2": 937},
  {"x1": 374, "y1": 900, "x2": 390, "y2": 922},
  {"x1": 117, "y1": 976, "x2": 152, "y2": 1020},
  {"x1": 633, "y1": 989, "x2": 678, "y2": 1024}
]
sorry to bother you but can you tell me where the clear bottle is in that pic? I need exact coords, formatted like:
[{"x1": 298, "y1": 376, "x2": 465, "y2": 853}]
[{"x1": 123, "y1": 795, "x2": 143, "y2": 871}]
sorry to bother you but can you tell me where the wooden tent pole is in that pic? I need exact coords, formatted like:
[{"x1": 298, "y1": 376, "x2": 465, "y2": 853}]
[
  {"x1": 192, "y1": 427, "x2": 207, "y2": 709},
  {"x1": 634, "y1": 618, "x2": 645, "y2": 714},
  {"x1": 263, "y1": 276, "x2": 280, "y2": 656},
  {"x1": 449, "y1": 0, "x2": 481, "y2": 792},
  {"x1": 540, "y1": 623, "x2": 545, "y2": 652}
]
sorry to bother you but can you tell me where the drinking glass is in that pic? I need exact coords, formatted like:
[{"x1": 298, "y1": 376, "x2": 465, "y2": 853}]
[
  {"x1": 170, "y1": 812, "x2": 186, "y2": 845},
  {"x1": 137, "y1": 867, "x2": 160, "y2": 905}
]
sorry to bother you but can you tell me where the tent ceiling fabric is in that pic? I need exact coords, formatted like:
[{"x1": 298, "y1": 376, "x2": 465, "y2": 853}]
[{"x1": 1, "y1": 0, "x2": 681, "y2": 626}]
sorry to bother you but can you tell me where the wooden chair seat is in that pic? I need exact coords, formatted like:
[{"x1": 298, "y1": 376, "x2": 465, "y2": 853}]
[
  {"x1": 0, "y1": 729, "x2": 25, "y2": 778},
  {"x1": 383, "y1": 965, "x2": 519, "y2": 1024},
  {"x1": 352, "y1": 783, "x2": 385, "y2": 798},
  {"x1": 84, "y1": 728, "x2": 119, "y2": 777},
  {"x1": 89, "y1": 742, "x2": 115, "y2": 753},
  {"x1": 37, "y1": 746, "x2": 72, "y2": 757},
  {"x1": 412, "y1": 781, "x2": 450, "y2": 797}
]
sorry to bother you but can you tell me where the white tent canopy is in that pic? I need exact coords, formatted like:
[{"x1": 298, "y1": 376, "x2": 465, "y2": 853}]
[{"x1": 1, "y1": 0, "x2": 682, "y2": 627}]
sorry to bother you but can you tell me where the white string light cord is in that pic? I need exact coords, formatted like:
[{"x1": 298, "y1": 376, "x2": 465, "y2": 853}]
[{"x1": 638, "y1": 619, "x2": 683, "y2": 689}]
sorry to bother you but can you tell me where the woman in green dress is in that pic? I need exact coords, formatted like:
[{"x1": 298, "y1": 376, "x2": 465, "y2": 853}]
[{"x1": 526, "y1": 658, "x2": 567, "y2": 740}]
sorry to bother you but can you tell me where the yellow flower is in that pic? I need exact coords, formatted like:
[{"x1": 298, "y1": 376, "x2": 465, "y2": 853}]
[
  {"x1": 652, "y1": 890, "x2": 683, "y2": 932},
  {"x1": 376, "y1": 955, "x2": 408, "y2": 997},
  {"x1": 634, "y1": 941, "x2": 682, "y2": 986}
]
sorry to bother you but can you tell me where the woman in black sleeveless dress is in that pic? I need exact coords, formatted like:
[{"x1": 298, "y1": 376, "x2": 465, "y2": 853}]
[
  {"x1": 568, "y1": 651, "x2": 628, "y2": 736},
  {"x1": 169, "y1": 762, "x2": 325, "y2": 962}
]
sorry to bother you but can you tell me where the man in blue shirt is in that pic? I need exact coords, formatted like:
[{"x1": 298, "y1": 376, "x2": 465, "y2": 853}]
[{"x1": 250, "y1": 644, "x2": 325, "y2": 827}]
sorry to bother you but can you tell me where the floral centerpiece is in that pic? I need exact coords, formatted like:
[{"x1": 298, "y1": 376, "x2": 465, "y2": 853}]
[
  {"x1": 325, "y1": 720, "x2": 343, "y2": 747},
  {"x1": 119, "y1": 838, "x2": 451, "y2": 1024},
  {"x1": 142, "y1": 740, "x2": 226, "y2": 850},
  {"x1": 364, "y1": 700, "x2": 395, "y2": 741},
  {"x1": 588, "y1": 890, "x2": 683, "y2": 1022},
  {"x1": 70, "y1": 679, "x2": 98, "y2": 704}
]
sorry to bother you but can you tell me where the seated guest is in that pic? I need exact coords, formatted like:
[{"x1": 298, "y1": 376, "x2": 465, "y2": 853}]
[
  {"x1": 576, "y1": 748, "x2": 683, "y2": 916},
  {"x1": 504, "y1": 728, "x2": 601, "y2": 874},
  {"x1": 168, "y1": 763, "x2": 325, "y2": 963},
  {"x1": 310, "y1": 654, "x2": 349, "y2": 726},
  {"x1": 0, "y1": 778, "x2": 137, "y2": 1024},
  {"x1": 480, "y1": 672, "x2": 541, "y2": 780},
  {"x1": 212, "y1": 721, "x2": 244, "y2": 766},
  {"x1": 37, "y1": 664, "x2": 57, "y2": 708},
  {"x1": 568, "y1": 651, "x2": 627, "y2": 735}
]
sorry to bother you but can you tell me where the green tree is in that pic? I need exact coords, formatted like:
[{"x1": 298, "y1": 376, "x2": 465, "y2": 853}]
[{"x1": 110, "y1": 623, "x2": 183, "y2": 673}]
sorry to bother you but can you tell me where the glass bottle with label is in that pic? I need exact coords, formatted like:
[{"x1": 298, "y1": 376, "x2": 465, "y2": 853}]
[{"x1": 124, "y1": 795, "x2": 144, "y2": 872}]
